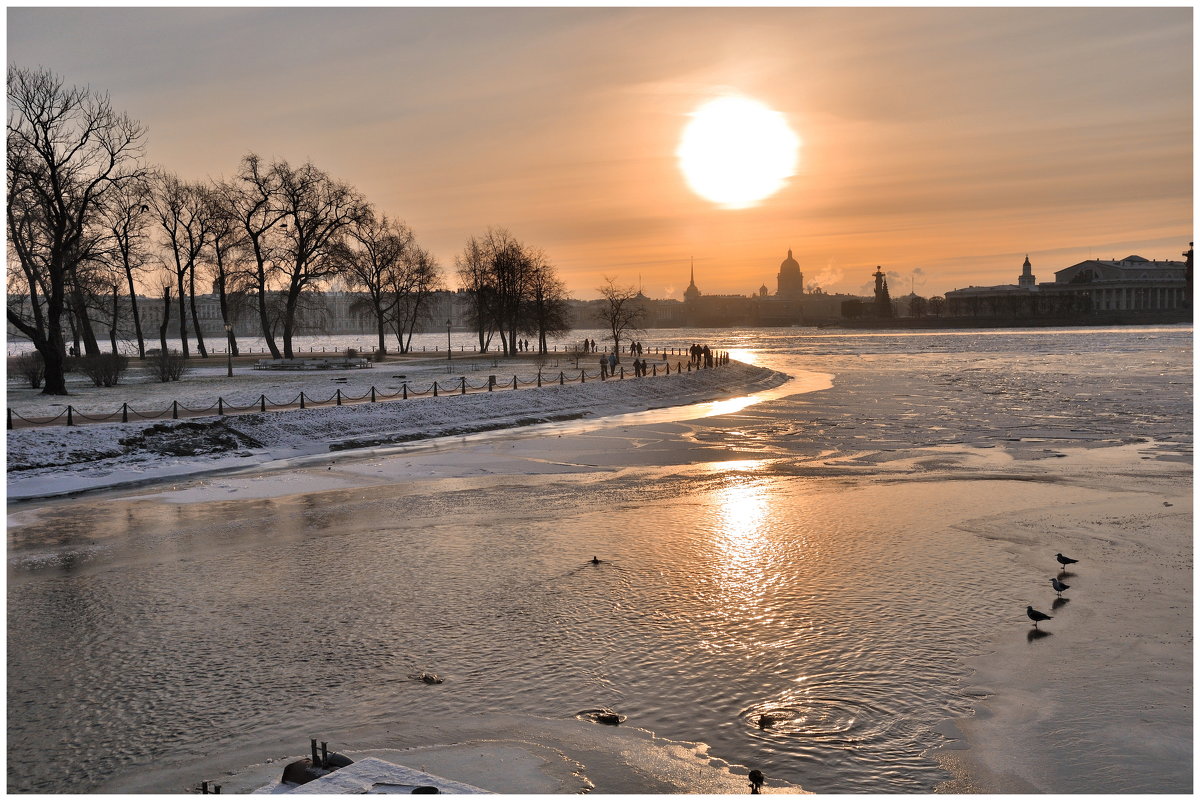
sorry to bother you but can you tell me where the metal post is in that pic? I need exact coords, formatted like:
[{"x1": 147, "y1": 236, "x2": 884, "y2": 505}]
[
  {"x1": 403, "y1": 383, "x2": 408, "y2": 400},
  {"x1": 512, "y1": 375, "x2": 517, "y2": 389},
  {"x1": 619, "y1": 367, "x2": 624, "y2": 379},
  {"x1": 172, "y1": 400, "x2": 178, "y2": 419},
  {"x1": 371, "y1": 387, "x2": 376, "y2": 402},
  {"x1": 6, "y1": 408, "x2": 11, "y2": 430},
  {"x1": 488, "y1": 375, "x2": 495, "y2": 391},
  {"x1": 559, "y1": 371, "x2": 564, "y2": 385},
  {"x1": 336, "y1": 389, "x2": 342, "y2": 406},
  {"x1": 260, "y1": 394, "x2": 266, "y2": 412},
  {"x1": 311, "y1": 739, "x2": 320, "y2": 766},
  {"x1": 433, "y1": 381, "x2": 438, "y2": 397},
  {"x1": 537, "y1": 371, "x2": 542, "y2": 387},
  {"x1": 218, "y1": 398, "x2": 224, "y2": 415},
  {"x1": 299, "y1": 392, "x2": 305, "y2": 409},
  {"x1": 122, "y1": 402, "x2": 129, "y2": 422}
]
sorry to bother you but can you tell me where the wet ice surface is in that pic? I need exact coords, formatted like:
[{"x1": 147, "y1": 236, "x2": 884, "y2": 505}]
[{"x1": 6, "y1": 326, "x2": 1192, "y2": 793}]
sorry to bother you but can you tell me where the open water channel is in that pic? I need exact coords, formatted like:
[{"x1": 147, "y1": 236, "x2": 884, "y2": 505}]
[{"x1": 6, "y1": 326, "x2": 1192, "y2": 793}]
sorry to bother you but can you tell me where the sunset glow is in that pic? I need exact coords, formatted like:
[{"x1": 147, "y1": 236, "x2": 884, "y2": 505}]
[{"x1": 677, "y1": 96, "x2": 800, "y2": 209}]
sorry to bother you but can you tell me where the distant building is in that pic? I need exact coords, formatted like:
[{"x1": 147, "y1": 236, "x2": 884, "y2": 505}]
[
  {"x1": 776, "y1": 249, "x2": 804, "y2": 298},
  {"x1": 945, "y1": 247, "x2": 1192, "y2": 318}
]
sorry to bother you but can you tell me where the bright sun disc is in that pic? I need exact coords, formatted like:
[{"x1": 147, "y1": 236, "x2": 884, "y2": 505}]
[{"x1": 677, "y1": 96, "x2": 800, "y2": 209}]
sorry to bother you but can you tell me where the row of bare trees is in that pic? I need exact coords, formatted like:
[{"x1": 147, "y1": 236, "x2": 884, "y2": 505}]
[
  {"x1": 455, "y1": 227, "x2": 572, "y2": 356},
  {"x1": 9, "y1": 67, "x2": 590, "y2": 397},
  {"x1": 7, "y1": 67, "x2": 450, "y2": 394}
]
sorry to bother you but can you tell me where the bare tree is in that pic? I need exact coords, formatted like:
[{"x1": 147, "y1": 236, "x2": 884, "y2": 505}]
[
  {"x1": 335, "y1": 209, "x2": 414, "y2": 356},
  {"x1": 149, "y1": 172, "x2": 212, "y2": 358},
  {"x1": 388, "y1": 245, "x2": 442, "y2": 353},
  {"x1": 227, "y1": 154, "x2": 288, "y2": 358},
  {"x1": 455, "y1": 227, "x2": 546, "y2": 357},
  {"x1": 203, "y1": 182, "x2": 251, "y2": 356},
  {"x1": 98, "y1": 178, "x2": 153, "y2": 356},
  {"x1": 6, "y1": 67, "x2": 146, "y2": 393},
  {"x1": 526, "y1": 255, "x2": 572, "y2": 354},
  {"x1": 456, "y1": 234, "x2": 498, "y2": 353},
  {"x1": 273, "y1": 159, "x2": 367, "y2": 358},
  {"x1": 596, "y1": 276, "x2": 645, "y2": 362}
]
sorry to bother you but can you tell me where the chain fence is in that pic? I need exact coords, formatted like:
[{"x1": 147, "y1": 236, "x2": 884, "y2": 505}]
[{"x1": 8, "y1": 352, "x2": 731, "y2": 430}]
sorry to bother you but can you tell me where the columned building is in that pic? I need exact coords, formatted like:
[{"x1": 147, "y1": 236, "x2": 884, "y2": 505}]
[{"x1": 945, "y1": 248, "x2": 1192, "y2": 318}]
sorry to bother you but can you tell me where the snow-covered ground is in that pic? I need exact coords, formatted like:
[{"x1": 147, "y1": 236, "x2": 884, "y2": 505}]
[{"x1": 6, "y1": 357, "x2": 790, "y2": 501}]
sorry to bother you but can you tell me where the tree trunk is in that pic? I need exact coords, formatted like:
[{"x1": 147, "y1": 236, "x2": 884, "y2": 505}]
[
  {"x1": 175, "y1": 271, "x2": 189, "y2": 357},
  {"x1": 124, "y1": 264, "x2": 145, "y2": 358},
  {"x1": 159, "y1": 285, "x2": 172, "y2": 354},
  {"x1": 281, "y1": 286, "x2": 299, "y2": 359},
  {"x1": 69, "y1": 283, "x2": 101, "y2": 357},
  {"x1": 110, "y1": 286, "x2": 120, "y2": 354},
  {"x1": 188, "y1": 267, "x2": 208, "y2": 357}
]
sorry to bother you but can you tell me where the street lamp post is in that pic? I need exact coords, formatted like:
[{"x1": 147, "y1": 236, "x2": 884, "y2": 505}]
[
  {"x1": 224, "y1": 323, "x2": 234, "y2": 377},
  {"x1": 446, "y1": 318, "x2": 452, "y2": 360}
]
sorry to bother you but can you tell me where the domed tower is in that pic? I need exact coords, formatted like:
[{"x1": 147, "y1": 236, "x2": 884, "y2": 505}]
[
  {"x1": 1018, "y1": 254, "x2": 1036, "y2": 288},
  {"x1": 759, "y1": 282, "x2": 769, "y2": 297},
  {"x1": 776, "y1": 249, "x2": 804, "y2": 298}
]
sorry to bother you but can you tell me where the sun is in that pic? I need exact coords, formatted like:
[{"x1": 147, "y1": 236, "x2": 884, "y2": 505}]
[{"x1": 677, "y1": 96, "x2": 800, "y2": 209}]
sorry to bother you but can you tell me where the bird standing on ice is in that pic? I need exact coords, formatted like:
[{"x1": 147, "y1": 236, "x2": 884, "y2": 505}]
[
  {"x1": 1050, "y1": 577, "x2": 1070, "y2": 595},
  {"x1": 1026, "y1": 606, "x2": 1052, "y2": 628},
  {"x1": 1056, "y1": 552, "x2": 1078, "y2": 570}
]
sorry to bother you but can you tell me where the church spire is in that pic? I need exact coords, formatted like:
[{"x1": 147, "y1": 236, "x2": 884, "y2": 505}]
[{"x1": 684, "y1": 257, "x2": 700, "y2": 301}]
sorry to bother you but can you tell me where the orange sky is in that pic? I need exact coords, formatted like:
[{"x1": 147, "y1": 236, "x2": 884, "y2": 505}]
[{"x1": 8, "y1": 7, "x2": 1193, "y2": 299}]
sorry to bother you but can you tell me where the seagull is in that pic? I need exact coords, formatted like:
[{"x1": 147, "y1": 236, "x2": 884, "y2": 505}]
[
  {"x1": 1027, "y1": 606, "x2": 1052, "y2": 628},
  {"x1": 1055, "y1": 553, "x2": 1078, "y2": 570},
  {"x1": 1050, "y1": 577, "x2": 1070, "y2": 595}
]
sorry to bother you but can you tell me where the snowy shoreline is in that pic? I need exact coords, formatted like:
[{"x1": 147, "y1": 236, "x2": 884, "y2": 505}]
[{"x1": 6, "y1": 359, "x2": 791, "y2": 502}]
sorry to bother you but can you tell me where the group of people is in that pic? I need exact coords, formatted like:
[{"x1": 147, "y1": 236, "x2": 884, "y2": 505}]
[
  {"x1": 598, "y1": 351, "x2": 653, "y2": 378},
  {"x1": 627, "y1": 340, "x2": 645, "y2": 356},
  {"x1": 515, "y1": 339, "x2": 535, "y2": 352},
  {"x1": 580, "y1": 338, "x2": 600, "y2": 353},
  {"x1": 689, "y1": 343, "x2": 715, "y2": 368}
]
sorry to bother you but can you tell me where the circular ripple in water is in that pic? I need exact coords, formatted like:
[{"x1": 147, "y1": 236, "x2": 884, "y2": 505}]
[{"x1": 739, "y1": 699, "x2": 893, "y2": 745}]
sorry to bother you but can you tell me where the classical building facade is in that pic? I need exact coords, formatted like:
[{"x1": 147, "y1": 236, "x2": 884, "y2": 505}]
[{"x1": 945, "y1": 247, "x2": 1192, "y2": 318}]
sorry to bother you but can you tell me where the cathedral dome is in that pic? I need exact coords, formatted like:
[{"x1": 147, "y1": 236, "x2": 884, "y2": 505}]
[{"x1": 780, "y1": 248, "x2": 801, "y2": 274}]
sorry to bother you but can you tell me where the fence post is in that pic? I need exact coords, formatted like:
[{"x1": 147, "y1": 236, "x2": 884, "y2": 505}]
[
  {"x1": 122, "y1": 402, "x2": 129, "y2": 423},
  {"x1": 260, "y1": 394, "x2": 266, "y2": 412},
  {"x1": 512, "y1": 375, "x2": 517, "y2": 389},
  {"x1": 559, "y1": 371, "x2": 564, "y2": 385},
  {"x1": 433, "y1": 381, "x2": 439, "y2": 397},
  {"x1": 299, "y1": 392, "x2": 306, "y2": 409},
  {"x1": 488, "y1": 375, "x2": 495, "y2": 391},
  {"x1": 403, "y1": 383, "x2": 408, "y2": 400},
  {"x1": 619, "y1": 367, "x2": 624, "y2": 379},
  {"x1": 218, "y1": 398, "x2": 224, "y2": 416},
  {"x1": 580, "y1": 369, "x2": 585, "y2": 383},
  {"x1": 66, "y1": 405, "x2": 74, "y2": 426},
  {"x1": 461, "y1": 377, "x2": 466, "y2": 395},
  {"x1": 6, "y1": 408, "x2": 11, "y2": 430},
  {"x1": 537, "y1": 371, "x2": 542, "y2": 387},
  {"x1": 653, "y1": 364, "x2": 657, "y2": 376},
  {"x1": 336, "y1": 389, "x2": 342, "y2": 406},
  {"x1": 172, "y1": 400, "x2": 179, "y2": 419},
  {"x1": 371, "y1": 387, "x2": 376, "y2": 402}
]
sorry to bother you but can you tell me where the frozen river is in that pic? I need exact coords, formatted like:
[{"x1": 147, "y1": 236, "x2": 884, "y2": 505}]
[{"x1": 6, "y1": 326, "x2": 1192, "y2": 793}]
